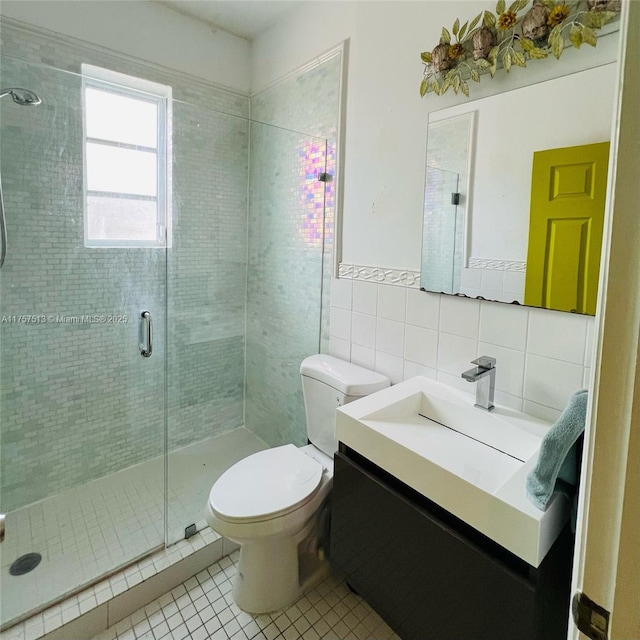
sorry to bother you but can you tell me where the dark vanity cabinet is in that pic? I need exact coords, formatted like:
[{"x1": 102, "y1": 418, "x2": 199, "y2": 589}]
[{"x1": 330, "y1": 446, "x2": 573, "y2": 640}]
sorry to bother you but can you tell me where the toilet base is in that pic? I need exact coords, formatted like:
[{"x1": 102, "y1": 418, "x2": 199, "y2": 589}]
[{"x1": 231, "y1": 511, "x2": 329, "y2": 614}]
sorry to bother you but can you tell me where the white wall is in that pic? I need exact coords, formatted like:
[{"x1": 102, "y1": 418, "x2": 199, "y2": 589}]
[
  {"x1": 250, "y1": 0, "x2": 357, "y2": 91},
  {"x1": 0, "y1": 0, "x2": 251, "y2": 92},
  {"x1": 252, "y1": 0, "x2": 619, "y2": 272}
]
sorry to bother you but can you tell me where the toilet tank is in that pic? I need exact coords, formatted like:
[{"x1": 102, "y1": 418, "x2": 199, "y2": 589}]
[{"x1": 300, "y1": 355, "x2": 390, "y2": 456}]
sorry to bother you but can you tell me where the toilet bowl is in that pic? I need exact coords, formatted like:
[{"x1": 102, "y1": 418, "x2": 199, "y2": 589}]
[
  {"x1": 205, "y1": 355, "x2": 389, "y2": 613},
  {"x1": 206, "y1": 444, "x2": 332, "y2": 613}
]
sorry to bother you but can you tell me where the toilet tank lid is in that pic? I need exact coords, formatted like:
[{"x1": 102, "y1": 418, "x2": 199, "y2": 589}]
[{"x1": 300, "y1": 355, "x2": 390, "y2": 396}]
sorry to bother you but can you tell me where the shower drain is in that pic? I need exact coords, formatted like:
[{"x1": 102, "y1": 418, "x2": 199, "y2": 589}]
[{"x1": 9, "y1": 553, "x2": 42, "y2": 576}]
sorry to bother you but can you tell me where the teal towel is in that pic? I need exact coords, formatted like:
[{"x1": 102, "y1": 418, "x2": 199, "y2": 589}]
[{"x1": 526, "y1": 389, "x2": 588, "y2": 511}]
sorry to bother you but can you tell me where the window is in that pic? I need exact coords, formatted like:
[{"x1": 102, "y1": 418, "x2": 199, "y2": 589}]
[{"x1": 82, "y1": 64, "x2": 172, "y2": 248}]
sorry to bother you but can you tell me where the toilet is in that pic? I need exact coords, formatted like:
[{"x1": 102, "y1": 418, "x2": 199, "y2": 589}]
[{"x1": 205, "y1": 354, "x2": 390, "y2": 613}]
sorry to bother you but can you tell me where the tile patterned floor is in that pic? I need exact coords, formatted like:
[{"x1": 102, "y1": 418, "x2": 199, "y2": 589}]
[
  {"x1": 0, "y1": 527, "x2": 224, "y2": 640},
  {"x1": 91, "y1": 551, "x2": 401, "y2": 640},
  {"x1": 1, "y1": 428, "x2": 266, "y2": 629}
]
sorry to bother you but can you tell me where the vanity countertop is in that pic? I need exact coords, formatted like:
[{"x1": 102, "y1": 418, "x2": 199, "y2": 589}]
[{"x1": 336, "y1": 376, "x2": 569, "y2": 567}]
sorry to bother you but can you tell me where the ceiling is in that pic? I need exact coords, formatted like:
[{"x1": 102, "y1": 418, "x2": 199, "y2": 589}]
[{"x1": 157, "y1": 0, "x2": 301, "y2": 41}]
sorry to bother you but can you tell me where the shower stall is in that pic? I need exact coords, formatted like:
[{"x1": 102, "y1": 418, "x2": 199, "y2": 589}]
[{"x1": 0, "y1": 20, "x2": 339, "y2": 629}]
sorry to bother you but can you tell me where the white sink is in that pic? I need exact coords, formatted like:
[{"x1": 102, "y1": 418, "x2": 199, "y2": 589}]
[{"x1": 336, "y1": 376, "x2": 569, "y2": 567}]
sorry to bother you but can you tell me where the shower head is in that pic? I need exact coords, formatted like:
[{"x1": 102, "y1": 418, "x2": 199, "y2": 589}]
[{"x1": 0, "y1": 88, "x2": 42, "y2": 106}]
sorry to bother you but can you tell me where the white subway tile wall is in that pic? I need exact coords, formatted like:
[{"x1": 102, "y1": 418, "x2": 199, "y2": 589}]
[
  {"x1": 478, "y1": 302, "x2": 528, "y2": 351},
  {"x1": 437, "y1": 333, "x2": 478, "y2": 380},
  {"x1": 523, "y1": 355, "x2": 585, "y2": 411},
  {"x1": 376, "y1": 285, "x2": 406, "y2": 323},
  {"x1": 374, "y1": 318, "x2": 404, "y2": 358},
  {"x1": 350, "y1": 344, "x2": 375, "y2": 370},
  {"x1": 329, "y1": 307, "x2": 351, "y2": 342},
  {"x1": 527, "y1": 308, "x2": 589, "y2": 365},
  {"x1": 328, "y1": 277, "x2": 352, "y2": 312},
  {"x1": 327, "y1": 336, "x2": 351, "y2": 363},
  {"x1": 351, "y1": 281, "x2": 377, "y2": 316},
  {"x1": 404, "y1": 324, "x2": 438, "y2": 369},
  {"x1": 330, "y1": 279, "x2": 595, "y2": 421},
  {"x1": 459, "y1": 266, "x2": 526, "y2": 303},
  {"x1": 351, "y1": 313, "x2": 376, "y2": 349},
  {"x1": 405, "y1": 288, "x2": 439, "y2": 330},
  {"x1": 440, "y1": 295, "x2": 480, "y2": 340}
]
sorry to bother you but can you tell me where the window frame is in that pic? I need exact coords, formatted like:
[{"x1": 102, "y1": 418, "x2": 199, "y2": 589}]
[{"x1": 81, "y1": 64, "x2": 172, "y2": 249}]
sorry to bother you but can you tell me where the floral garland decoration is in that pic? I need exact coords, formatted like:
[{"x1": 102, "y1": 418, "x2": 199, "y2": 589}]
[{"x1": 419, "y1": 0, "x2": 621, "y2": 97}]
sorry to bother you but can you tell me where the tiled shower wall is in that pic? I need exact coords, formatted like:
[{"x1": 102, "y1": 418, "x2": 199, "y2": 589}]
[
  {"x1": 167, "y1": 101, "x2": 248, "y2": 451},
  {"x1": 0, "y1": 21, "x2": 249, "y2": 511},
  {"x1": 329, "y1": 278, "x2": 594, "y2": 423},
  {"x1": 245, "y1": 54, "x2": 341, "y2": 448}
]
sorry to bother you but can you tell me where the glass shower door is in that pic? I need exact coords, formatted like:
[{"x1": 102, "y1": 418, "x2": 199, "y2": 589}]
[
  {"x1": 0, "y1": 59, "x2": 167, "y2": 628},
  {"x1": 164, "y1": 113, "x2": 329, "y2": 545},
  {"x1": 165, "y1": 101, "x2": 253, "y2": 545},
  {"x1": 244, "y1": 124, "x2": 329, "y2": 448}
]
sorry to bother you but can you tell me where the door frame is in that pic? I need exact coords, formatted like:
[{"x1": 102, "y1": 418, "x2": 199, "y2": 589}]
[{"x1": 570, "y1": 2, "x2": 640, "y2": 638}]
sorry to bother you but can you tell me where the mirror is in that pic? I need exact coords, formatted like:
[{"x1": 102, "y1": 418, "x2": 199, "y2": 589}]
[{"x1": 420, "y1": 62, "x2": 617, "y2": 314}]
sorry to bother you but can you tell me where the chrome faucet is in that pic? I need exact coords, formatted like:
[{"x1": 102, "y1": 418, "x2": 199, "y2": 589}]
[{"x1": 461, "y1": 356, "x2": 496, "y2": 411}]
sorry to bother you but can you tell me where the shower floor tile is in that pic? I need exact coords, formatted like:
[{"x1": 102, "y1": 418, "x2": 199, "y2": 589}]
[
  {"x1": 90, "y1": 551, "x2": 401, "y2": 640},
  {"x1": 0, "y1": 428, "x2": 266, "y2": 629}
]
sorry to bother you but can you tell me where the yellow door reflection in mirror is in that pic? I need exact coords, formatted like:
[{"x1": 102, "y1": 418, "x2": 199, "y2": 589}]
[{"x1": 525, "y1": 141, "x2": 610, "y2": 315}]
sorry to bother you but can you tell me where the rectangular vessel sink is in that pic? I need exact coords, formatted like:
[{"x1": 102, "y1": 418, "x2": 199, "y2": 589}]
[{"x1": 336, "y1": 376, "x2": 569, "y2": 567}]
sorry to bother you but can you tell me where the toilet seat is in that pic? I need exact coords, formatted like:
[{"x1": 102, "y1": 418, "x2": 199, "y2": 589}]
[{"x1": 209, "y1": 444, "x2": 323, "y2": 524}]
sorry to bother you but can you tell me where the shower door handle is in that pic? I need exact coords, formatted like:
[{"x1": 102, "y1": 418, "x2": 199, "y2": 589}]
[
  {"x1": 140, "y1": 311, "x2": 153, "y2": 357},
  {"x1": 0, "y1": 513, "x2": 5, "y2": 542}
]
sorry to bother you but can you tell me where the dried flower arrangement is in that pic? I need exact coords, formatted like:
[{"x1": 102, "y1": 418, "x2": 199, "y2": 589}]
[{"x1": 419, "y1": 0, "x2": 621, "y2": 97}]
